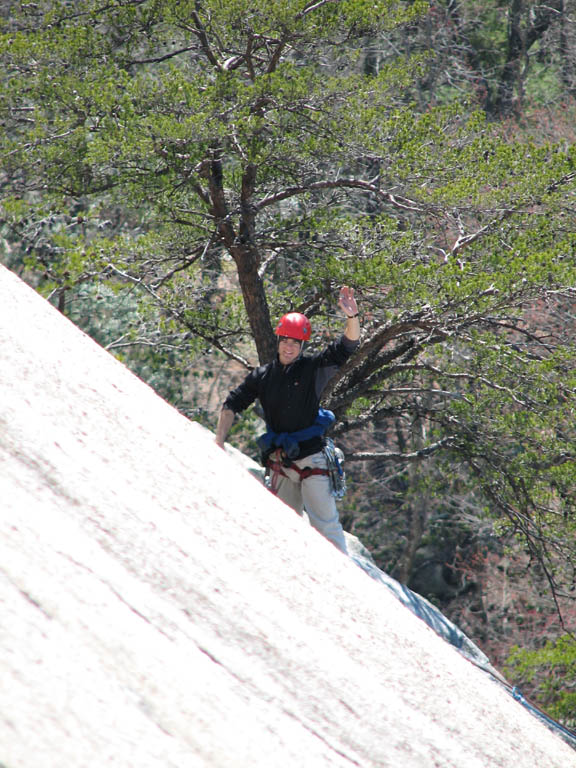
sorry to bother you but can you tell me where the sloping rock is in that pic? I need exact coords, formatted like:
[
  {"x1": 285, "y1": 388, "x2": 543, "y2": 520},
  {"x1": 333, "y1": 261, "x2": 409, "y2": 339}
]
[
  {"x1": 216, "y1": 428, "x2": 500, "y2": 675},
  {"x1": 1, "y1": 263, "x2": 575, "y2": 768}
]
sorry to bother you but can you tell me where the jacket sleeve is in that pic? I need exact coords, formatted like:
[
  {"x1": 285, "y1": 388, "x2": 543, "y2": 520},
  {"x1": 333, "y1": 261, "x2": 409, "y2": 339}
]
[
  {"x1": 314, "y1": 335, "x2": 359, "y2": 396},
  {"x1": 223, "y1": 365, "x2": 265, "y2": 414},
  {"x1": 317, "y1": 334, "x2": 359, "y2": 367}
]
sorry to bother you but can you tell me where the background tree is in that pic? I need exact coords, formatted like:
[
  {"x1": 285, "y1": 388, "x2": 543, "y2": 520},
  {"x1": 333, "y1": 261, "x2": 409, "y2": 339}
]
[{"x1": 399, "y1": 0, "x2": 576, "y2": 116}]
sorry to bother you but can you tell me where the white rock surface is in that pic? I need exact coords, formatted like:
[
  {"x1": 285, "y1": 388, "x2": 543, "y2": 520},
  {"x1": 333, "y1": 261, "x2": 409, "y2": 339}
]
[{"x1": 1, "y1": 264, "x2": 575, "y2": 768}]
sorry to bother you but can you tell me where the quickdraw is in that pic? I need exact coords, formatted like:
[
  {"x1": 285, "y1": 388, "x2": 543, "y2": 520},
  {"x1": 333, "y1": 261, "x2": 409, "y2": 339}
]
[{"x1": 323, "y1": 438, "x2": 347, "y2": 499}]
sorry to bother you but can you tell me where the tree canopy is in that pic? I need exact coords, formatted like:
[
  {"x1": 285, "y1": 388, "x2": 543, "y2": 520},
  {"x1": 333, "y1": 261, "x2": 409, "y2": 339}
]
[{"x1": 2, "y1": 0, "x2": 576, "y2": 604}]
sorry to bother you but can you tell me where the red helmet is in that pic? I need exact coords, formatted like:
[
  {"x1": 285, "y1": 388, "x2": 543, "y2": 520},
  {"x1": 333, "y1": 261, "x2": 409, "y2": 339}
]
[{"x1": 274, "y1": 312, "x2": 311, "y2": 341}]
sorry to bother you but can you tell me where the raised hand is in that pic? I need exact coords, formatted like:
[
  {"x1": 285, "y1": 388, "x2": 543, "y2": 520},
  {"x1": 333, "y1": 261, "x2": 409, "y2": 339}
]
[{"x1": 338, "y1": 285, "x2": 358, "y2": 318}]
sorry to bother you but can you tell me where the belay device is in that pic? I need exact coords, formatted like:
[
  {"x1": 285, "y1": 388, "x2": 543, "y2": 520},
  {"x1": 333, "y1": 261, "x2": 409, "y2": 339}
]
[{"x1": 323, "y1": 438, "x2": 347, "y2": 499}]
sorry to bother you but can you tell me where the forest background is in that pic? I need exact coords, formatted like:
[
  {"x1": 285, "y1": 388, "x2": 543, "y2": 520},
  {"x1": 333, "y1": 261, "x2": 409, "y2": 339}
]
[{"x1": 1, "y1": 0, "x2": 576, "y2": 728}]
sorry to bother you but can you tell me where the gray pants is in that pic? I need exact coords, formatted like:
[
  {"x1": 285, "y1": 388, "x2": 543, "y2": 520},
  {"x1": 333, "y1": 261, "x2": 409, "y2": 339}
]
[{"x1": 270, "y1": 450, "x2": 348, "y2": 554}]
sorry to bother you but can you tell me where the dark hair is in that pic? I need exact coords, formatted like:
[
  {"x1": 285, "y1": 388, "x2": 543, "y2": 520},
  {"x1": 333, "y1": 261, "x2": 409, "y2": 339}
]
[{"x1": 278, "y1": 336, "x2": 302, "y2": 344}]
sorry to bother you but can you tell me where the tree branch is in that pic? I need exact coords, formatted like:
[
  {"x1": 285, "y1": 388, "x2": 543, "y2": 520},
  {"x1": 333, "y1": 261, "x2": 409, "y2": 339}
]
[
  {"x1": 257, "y1": 178, "x2": 425, "y2": 212},
  {"x1": 189, "y1": 9, "x2": 222, "y2": 70},
  {"x1": 105, "y1": 263, "x2": 253, "y2": 368},
  {"x1": 129, "y1": 46, "x2": 198, "y2": 66},
  {"x1": 346, "y1": 437, "x2": 455, "y2": 463}
]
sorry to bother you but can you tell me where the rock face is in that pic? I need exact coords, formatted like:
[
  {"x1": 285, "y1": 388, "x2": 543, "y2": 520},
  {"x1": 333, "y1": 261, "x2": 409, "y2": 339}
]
[{"x1": 1, "y1": 264, "x2": 575, "y2": 768}]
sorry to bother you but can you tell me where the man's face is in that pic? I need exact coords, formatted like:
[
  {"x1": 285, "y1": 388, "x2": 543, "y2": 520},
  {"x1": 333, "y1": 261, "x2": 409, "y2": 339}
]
[{"x1": 278, "y1": 336, "x2": 302, "y2": 365}]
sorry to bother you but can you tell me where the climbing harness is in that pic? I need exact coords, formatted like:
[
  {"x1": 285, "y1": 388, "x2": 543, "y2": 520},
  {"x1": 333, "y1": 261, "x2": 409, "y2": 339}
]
[
  {"x1": 265, "y1": 439, "x2": 347, "y2": 500},
  {"x1": 265, "y1": 454, "x2": 330, "y2": 495},
  {"x1": 260, "y1": 407, "x2": 346, "y2": 499}
]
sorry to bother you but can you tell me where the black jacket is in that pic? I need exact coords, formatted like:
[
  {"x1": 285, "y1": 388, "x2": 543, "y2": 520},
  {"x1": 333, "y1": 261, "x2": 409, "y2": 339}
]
[{"x1": 224, "y1": 335, "x2": 358, "y2": 459}]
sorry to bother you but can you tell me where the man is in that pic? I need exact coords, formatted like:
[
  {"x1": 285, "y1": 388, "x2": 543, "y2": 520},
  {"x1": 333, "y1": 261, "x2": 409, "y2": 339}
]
[{"x1": 215, "y1": 286, "x2": 360, "y2": 553}]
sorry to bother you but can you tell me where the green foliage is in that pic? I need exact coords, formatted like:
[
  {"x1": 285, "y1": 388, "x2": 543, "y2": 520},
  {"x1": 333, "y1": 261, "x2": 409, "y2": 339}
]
[{"x1": 506, "y1": 635, "x2": 576, "y2": 727}]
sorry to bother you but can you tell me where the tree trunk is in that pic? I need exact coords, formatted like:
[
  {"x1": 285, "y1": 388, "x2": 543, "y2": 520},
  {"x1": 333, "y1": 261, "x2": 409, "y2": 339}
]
[
  {"x1": 233, "y1": 245, "x2": 277, "y2": 364},
  {"x1": 236, "y1": 162, "x2": 276, "y2": 364},
  {"x1": 560, "y1": 0, "x2": 576, "y2": 96},
  {"x1": 205, "y1": 158, "x2": 277, "y2": 364},
  {"x1": 495, "y1": 0, "x2": 524, "y2": 117},
  {"x1": 495, "y1": 0, "x2": 564, "y2": 116},
  {"x1": 393, "y1": 415, "x2": 429, "y2": 585}
]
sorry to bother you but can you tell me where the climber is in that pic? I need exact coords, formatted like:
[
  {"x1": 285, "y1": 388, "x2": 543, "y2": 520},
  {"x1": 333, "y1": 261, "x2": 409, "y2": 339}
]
[{"x1": 215, "y1": 286, "x2": 360, "y2": 553}]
